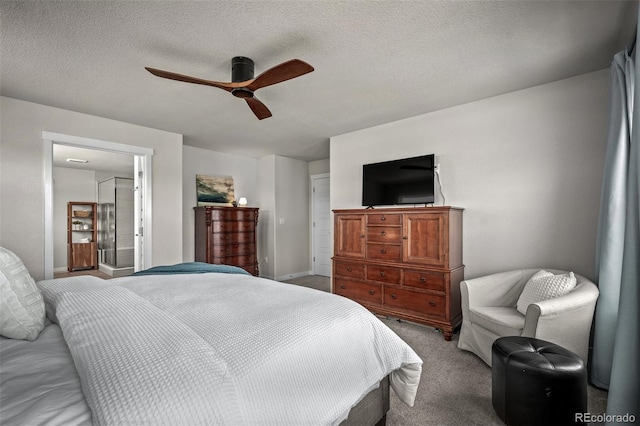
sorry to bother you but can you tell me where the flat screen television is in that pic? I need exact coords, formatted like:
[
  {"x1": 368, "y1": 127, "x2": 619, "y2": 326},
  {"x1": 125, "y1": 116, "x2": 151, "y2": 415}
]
[{"x1": 362, "y1": 154, "x2": 435, "y2": 207}]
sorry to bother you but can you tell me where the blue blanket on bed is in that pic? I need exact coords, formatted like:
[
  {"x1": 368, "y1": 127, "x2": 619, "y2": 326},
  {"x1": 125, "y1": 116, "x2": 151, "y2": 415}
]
[{"x1": 132, "y1": 262, "x2": 250, "y2": 276}]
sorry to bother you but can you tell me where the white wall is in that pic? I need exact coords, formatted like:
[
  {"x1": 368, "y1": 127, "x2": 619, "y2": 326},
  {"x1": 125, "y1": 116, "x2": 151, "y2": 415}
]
[
  {"x1": 254, "y1": 155, "x2": 310, "y2": 280},
  {"x1": 182, "y1": 145, "x2": 259, "y2": 262},
  {"x1": 330, "y1": 70, "x2": 610, "y2": 280},
  {"x1": 309, "y1": 158, "x2": 330, "y2": 175},
  {"x1": 0, "y1": 97, "x2": 183, "y2": 280},
  {"x1": 274, "y1": 155, "x2": 310, "y2": 280},
  {"x1": 257, "y1": 156, "x2": 276, "y2": 279}
]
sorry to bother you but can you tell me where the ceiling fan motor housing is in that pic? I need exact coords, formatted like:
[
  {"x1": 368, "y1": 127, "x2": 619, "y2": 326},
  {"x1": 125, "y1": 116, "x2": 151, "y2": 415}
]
[
  {"x1": 232, "y1": 56, "x2": 255, "y2": 81},
  {"x1": 231, "y1": 57, "x2": 255, "y2": 98}
]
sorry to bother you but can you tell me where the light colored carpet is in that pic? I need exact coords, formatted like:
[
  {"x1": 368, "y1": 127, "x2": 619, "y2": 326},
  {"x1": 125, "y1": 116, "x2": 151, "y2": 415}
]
[
  {"x1": 283, "y1": 275, "x2": 609, "y2": 425},
  {"x1": 282, "y1": 274, "x2": 331, "y2": 292}
]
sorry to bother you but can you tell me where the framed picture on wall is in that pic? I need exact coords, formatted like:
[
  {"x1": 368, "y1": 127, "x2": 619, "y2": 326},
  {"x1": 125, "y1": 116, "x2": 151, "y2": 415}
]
[{"x1": 196, "y1": 174, "x2": 235, "y2": 206}]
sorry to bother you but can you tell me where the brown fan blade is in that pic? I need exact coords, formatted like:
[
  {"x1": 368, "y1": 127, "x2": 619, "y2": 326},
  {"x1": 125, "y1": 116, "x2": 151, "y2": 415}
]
[
  {"x1": 247, "y1": 59, "x2": 314, "y2": 91},
  {"x1": 145, "y1": 67, "x2": 241, "y2": 92},
  {"x1": 245, "y1": 97, "x2": 272, "y2": 120}
]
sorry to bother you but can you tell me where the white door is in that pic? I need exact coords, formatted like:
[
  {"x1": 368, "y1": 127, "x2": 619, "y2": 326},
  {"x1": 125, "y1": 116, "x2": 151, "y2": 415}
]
[
  {"x1": 312, "y1": 175, "x2": 331, "y2": 277},
  {"x1": 134, "y1": 156, "x2": 145, "y2": 272},
  {"x1": 134, "y1": 154, "x2": 152, "y2": 272}
]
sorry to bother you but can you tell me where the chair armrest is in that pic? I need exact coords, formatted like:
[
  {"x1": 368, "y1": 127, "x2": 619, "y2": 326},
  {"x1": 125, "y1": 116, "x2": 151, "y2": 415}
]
[
  {"x1": 532, "y1": 282, "x2": 599, "y2": 316},
  {"x1": 522, "y1": 282, "x2": 599, "y2": 359},
  {"x1": 462, "y1": 270, "x2": 529, "y2": 308}
]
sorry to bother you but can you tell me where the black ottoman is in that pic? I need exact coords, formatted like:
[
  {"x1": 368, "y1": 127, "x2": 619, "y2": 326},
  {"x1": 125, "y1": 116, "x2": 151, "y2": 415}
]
[{"x1": 492, "y1": 336, "x2": 587, "y2": 426}]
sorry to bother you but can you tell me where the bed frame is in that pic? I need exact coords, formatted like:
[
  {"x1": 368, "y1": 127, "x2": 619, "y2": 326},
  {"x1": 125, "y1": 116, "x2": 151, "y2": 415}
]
[{"x1": 340, "y1": 375, "x2": 390, "y2": 425}]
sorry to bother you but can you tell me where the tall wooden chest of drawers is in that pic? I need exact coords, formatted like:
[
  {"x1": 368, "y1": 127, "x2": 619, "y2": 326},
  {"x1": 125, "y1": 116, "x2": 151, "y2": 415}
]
[
  {"x1": 333, "y1": 206, "x2": 463, "y2": 340},
  {"x1": 194, "y1": 206, "x2": 259, "y2": 276}
]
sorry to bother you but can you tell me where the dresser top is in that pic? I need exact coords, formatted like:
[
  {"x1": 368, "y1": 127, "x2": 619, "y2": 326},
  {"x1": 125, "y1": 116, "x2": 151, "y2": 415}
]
[
  {"x1": 194, "y1": 206, "x2": 259, "y2": 211},
  {"x1": 333, "y1": 206, "x2": 463, "y2": 214}
]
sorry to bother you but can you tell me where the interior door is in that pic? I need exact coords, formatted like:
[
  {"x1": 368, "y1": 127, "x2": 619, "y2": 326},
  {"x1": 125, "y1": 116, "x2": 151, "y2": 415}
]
[
  {"x1": 134, "y1": 156, "x2": 145, "y2": 272},
  {"x1": 312, "y1": 175, "x2": 331, "y2": 276}
]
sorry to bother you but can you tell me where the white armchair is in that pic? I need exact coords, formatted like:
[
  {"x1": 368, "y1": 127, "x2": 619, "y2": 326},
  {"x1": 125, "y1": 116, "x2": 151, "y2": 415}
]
[{"x1": 457, "y1": 269, "x2": 599, "y2": 366}]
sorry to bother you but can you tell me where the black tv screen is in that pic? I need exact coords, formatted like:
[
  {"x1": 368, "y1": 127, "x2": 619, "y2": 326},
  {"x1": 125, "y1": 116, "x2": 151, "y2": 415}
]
[{"x1": 362, "y1": 154, "x2": 435, "y2": 207}]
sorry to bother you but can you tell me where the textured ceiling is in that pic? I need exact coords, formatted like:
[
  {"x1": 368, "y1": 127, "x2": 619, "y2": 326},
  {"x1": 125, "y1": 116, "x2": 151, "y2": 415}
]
[{"x1": 1, "y1": 1, "x2": 636, "y2": 162}]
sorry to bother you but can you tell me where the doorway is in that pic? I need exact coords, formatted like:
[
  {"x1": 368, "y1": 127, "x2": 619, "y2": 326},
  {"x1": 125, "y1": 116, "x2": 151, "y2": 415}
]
[
  {"x1": 311, "y1": 173, "x2": 331, "y2": 277},
  {"x1": 43, "y1": 131, "x2": 153, "y2": 280}
]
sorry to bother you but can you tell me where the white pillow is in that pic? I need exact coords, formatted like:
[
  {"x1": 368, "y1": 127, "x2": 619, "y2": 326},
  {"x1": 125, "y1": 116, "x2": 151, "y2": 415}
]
[
  {"x1": 0, "y1": 247, "x2": 45, "y2": 340},
  {"x1": 516, "y1": 270, "x2": 577, "y2": 315}
]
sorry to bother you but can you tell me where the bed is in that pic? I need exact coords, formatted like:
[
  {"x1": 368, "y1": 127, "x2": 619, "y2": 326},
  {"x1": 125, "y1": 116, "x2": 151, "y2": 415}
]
[{"x1": 0, "y1": 254, "x2": 422, "y2": 426}]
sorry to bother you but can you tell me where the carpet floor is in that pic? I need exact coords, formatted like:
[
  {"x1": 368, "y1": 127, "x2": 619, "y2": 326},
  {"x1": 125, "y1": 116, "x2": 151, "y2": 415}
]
[
  {"x1": 283, "y1": 275, "x2": 609, "y2": 425},
  {"x1": 382, "y1": 318, "x2": 608, "y2": 425}
]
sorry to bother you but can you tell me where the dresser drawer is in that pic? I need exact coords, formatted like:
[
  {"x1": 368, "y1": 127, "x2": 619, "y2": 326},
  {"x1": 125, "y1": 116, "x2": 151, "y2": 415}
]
[
  {"x1": 212, "y1": 221, "x2": 255, "y2": 233},
  {"x1": 334, "y1": 279, "x2": 382, "y2": 305},
  {"x1": 404, "y1": 270, "x2": 445, "y2": 292},
  {"x1": 213, "y1": 254, "x2": 256, "y2": 267},
  {"x1": 366, "y1": 243, "x2": 402, "y2": 262},
  {"x1": 384, "y1": 288, "x2": 445, "y2": 317},
  {"x1": 214, "y1": 231, "x2": 255, "y2": 244},
  {"x1": 207, "y1": 209, "x2": 257, "y2": 221},
  {"x1": 366, "y1": 265, "x2": 401, "y2": 284},
  {"x1": 211, "y1": 243, "x2": 255, "y2": 257},
  {"x1": 366, "y1": 226, "x2": 401, "y2": 243},
  {"x1": 334, "y1": 261, "x2": 366, "y2": 279},
  {"x1": 367, "y1": 214, "x2": 401, "y2": 225}
]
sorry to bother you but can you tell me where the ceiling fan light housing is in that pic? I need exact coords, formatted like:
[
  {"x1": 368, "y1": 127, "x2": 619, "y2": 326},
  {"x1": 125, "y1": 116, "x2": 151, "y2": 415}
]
[{"x1": 232, "y1": 87, "x2": 254, "y2": 98}]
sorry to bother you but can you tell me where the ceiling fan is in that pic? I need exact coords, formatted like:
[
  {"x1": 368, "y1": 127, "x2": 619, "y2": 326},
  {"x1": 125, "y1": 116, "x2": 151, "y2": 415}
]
[{"x1": 145, "y1": 57, "x2": 314, "y2": 120}]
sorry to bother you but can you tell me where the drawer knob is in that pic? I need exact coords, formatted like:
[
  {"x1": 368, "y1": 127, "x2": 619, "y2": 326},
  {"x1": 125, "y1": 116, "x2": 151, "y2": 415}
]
[
  {"x1": 420, "y1": 277, "x2": 426, "y2": 283},
  {"x1": 340, "y1": 285, "x2": 346, "y2": 289},
  {"x1": 380, "y1": 248, "x2": 387, "y2": 254},
  {"x1": 380, "y1": 271, "x2": 386, "y2": 277},
  {"x1": 369, "y1": 289, "x2": 376, "y2": 295},
  {"x1": 381, "y1": 231, "x2": 387, "y2": 236},
  {"x1": 346, "y1": 266, "x2": 352, "y2": 272},
  {"x1": 429, "y1": 301, "x2": 436, "y2": 306},
  {"x1": 391, "y1": 293, "x2": 397, "y2": 299},
  {"x1": 381, "y1": 216, "x2": 386, "y2": 221}
]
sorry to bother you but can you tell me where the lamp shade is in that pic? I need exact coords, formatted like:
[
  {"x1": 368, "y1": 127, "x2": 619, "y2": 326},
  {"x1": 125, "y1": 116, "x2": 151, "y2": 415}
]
[{"x1": 238, "y1": 197, "x2": 248, "y2": 206}]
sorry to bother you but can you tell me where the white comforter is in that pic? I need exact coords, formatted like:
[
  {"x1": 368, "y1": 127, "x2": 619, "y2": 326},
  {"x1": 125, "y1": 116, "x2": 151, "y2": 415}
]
[{"x1": 34, "y1": 273, "x2": 422, "y2": 426}]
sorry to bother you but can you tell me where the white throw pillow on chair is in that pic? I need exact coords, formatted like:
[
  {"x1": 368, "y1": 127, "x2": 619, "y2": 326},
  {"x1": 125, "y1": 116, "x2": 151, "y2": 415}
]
[
  {"x1": 516, "y1": 270, "x2": 577, "y2": 315},
  {"x1": 0, "y1": 247, "x2": 45, "y2": 340}
]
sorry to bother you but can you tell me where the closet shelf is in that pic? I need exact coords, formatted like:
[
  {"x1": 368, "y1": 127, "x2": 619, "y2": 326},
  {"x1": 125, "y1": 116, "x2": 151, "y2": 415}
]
[{"x1": 67, "y1": 202, "x2": 97, "y2": 271}]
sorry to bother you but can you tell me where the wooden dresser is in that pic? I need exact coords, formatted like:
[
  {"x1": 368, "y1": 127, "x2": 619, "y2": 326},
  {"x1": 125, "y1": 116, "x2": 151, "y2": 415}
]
[
  {"x1": 194, "y1": 206, "x2": 259, "y2": 276},
  {"x1": 332, "y1": 206, "x2": 463, "y2": 340}
]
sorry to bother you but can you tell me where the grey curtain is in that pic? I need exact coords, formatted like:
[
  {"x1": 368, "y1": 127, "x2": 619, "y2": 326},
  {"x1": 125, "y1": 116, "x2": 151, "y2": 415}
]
[{"x1": 591, "y1": 25, "x2": 639, "y2": 422}]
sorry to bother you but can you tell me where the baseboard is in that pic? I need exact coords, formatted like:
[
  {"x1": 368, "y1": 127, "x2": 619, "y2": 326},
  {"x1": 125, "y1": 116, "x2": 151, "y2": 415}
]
[
  {"x1": 53, "y1": 267, "x2": 68, "y2": 273},
  {"x1": 99, "y1": 263, "x2": 134, "y2": 278},
  {"x1": 259, "y1": 273, "x2": 276, "y2": 280},
  {"x1": 276, "y1": 270, "x2": 313, "y2": 282}
]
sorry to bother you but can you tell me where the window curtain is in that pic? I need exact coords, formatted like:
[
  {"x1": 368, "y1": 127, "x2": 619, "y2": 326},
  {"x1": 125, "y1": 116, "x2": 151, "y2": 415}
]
[{"x1": 590, "y1": 22, "x2": 639, "y2": 422}]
